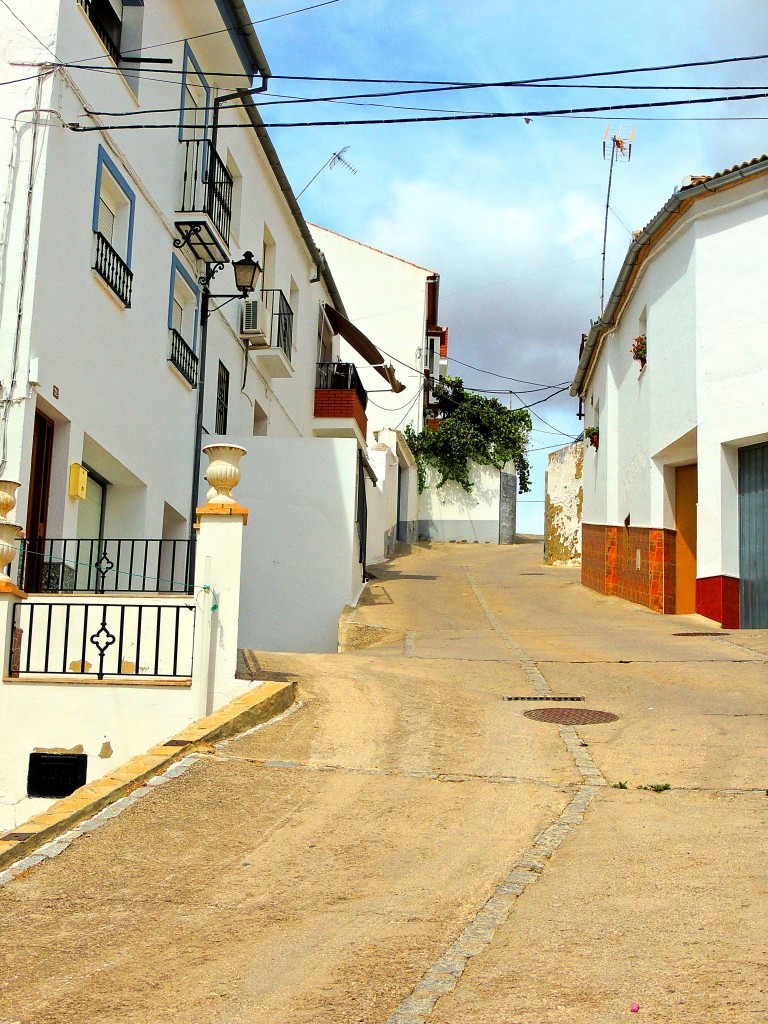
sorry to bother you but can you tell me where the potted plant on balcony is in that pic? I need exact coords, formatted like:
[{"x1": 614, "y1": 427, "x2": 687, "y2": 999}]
[
  {"x1": 631, "y1": 334, "x2": 647, "y2": 369},
  {"x1": 585, "y1": 426, "x2": 599, "y2": 450}
]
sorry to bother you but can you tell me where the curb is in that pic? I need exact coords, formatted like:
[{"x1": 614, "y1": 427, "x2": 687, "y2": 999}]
[{"x1": 0, "y1": 680, "x2": 297, "y2": 871}]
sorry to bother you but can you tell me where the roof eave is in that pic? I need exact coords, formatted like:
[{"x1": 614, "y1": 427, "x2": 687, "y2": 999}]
[
  {"x1": 221, "y1": 0, "x2": 272, "y2": 79},
  {"x1": 570, "y1": 156, "x2": 768, "y2": 397}
]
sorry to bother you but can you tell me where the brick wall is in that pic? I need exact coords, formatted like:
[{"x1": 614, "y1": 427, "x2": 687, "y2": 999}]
[
  {"x1": 314, "y1": 389, "x2": 367, "y2": 439},
  {"x1": 582, "y1": 523, "x2": 676, "y2": 614}
]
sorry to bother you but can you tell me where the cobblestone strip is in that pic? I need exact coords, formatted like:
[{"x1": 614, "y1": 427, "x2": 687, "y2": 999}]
[
  {"x1": 0, "y1": 754, "x2": 199, "y2": 890},
  {"x1": 462, "y1": 567, "x2": 550, "y2": 695},
  {"x1": 384, "y1": 784, "x2": 599, "y2": 1024}
]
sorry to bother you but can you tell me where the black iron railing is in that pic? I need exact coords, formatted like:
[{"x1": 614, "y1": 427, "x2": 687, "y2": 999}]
[
  {"x1": 17, "y1": 538, "x2": 193, "y2": 594},
  {"x1": 10, "y1": 601, "x2": 195, "y2": 680},
  {"x1": 315, "y1": 362, "x2": 368, "y2": 410},
  {"x1": 77, "y1": 0, "x2": 121, "y2": 64},
  {"x1": 178, "y1": 139, "x2": 233, "y2": 242},
  {"x1": 168, "y1": 329, "x2": 199, "y2": 387},
  {"x1": 93, "y1": 232, "x2": 133, "y2": 306},
  {"x1": 260, "y1": 288, "x2": 293, "y2": 361}
]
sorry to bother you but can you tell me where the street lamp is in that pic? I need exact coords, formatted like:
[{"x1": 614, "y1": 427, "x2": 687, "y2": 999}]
[{"x1": 232, "y1": 251, "x2": 261, "y2": 296}]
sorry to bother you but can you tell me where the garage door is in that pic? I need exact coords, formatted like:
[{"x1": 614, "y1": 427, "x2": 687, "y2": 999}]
[{"x1": 739, "y1": 442, "x2": 768, "y2": 628}]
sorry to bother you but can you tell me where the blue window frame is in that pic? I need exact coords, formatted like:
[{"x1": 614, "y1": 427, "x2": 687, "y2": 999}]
[
  {"x1": 92, "y1": 145, "x2": 136, "y2": 266},
  {"x1": 179, "y1": 43, "x2": 210, "y2": 142},
  {"x1": 168, "y1": 254, "x2": 200, "y2": 350}
]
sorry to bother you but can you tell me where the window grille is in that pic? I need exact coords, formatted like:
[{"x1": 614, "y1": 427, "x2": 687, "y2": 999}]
[{"x1": 216, "y1": 361, "x2": 229, "y2": 434}]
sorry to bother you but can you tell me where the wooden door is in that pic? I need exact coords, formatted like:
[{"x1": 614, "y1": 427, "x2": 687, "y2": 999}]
[
  {"x1": 675, "y1": 464, "x2": 698, "y2": 614},
  {"x1": 24, "y1": 410, "x2": 54, "y2": 592}
]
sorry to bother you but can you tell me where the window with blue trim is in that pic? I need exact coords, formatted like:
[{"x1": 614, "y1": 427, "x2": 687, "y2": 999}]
[
  {"x1": 167, "y1": 256, "x2": 200, "y2": 387},
  {"x1": 179, "y1": 44, "x2": 209, "y2": 141},
  {"x1": 92, "y1": 146, "x2": 136, "y2": 307}
]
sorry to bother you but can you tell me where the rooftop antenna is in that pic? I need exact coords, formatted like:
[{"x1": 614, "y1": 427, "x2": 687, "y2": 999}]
[
  {"x1": 600, "y1": 125, "x2": 634, "y2": 314},
  {"x1": 296, "y1": 146, "x2": 358, "y2": 200}
]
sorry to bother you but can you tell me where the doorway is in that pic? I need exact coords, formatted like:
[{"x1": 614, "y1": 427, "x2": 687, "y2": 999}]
[
  {"x1": 24, "y1": 410, "x2": 54, "y2": 592},
  {"x1": 675, "y1": 464, "x2": 698, "y2": 613},
  {"x1": 739, "y1": 442, "x2": 768, "y2": 628}
]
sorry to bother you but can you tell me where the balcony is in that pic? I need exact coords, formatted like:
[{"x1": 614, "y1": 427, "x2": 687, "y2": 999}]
[
  {"x1": 313, "y1": 362, "x2": 368, "y2": 445},
  {"x1": 93, "y1": 231, "x2": 133, "y2": 307},
  {"x1": 241, "y1": 289, "x2": 294, "y2": 379},
  {"x1": 168, "y1": 329, "x2": 199, "y2": 387},
  {"x1": 175, "y1": 139, "x2": 233, "y2": 262}
]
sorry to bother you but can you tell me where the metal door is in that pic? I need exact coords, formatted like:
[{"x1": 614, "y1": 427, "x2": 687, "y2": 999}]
[{"x1": 739, "y1": 442, "x2": 768, "y2": 628}]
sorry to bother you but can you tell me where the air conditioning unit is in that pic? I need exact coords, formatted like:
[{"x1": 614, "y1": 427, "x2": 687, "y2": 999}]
[{"x1": 240, "y1": 297, "x2": 269, "y2": 346}]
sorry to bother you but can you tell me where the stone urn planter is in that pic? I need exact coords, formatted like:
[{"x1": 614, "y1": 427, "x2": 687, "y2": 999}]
[
  {"x1": 0, "y1": 520, "x2": 22, "y2": 580},
  {"x1": 0, "y1": 479, "x2": 21, "y2": 521},
  {"x1": 202, "y1": 444, "x2": 247, "y2": 505}
]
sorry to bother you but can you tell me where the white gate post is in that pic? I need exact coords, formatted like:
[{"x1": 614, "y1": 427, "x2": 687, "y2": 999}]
[{"x1": 192, "y1": 445, "x2": 248, "y2": 714}]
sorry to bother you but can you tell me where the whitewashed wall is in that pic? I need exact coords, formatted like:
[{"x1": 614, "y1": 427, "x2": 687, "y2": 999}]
[
  {"x1": 213, "y1": 435, "x2": 363, "y2": 653},
  {"x1": 581, "y1": 174, "x2": 768, "y2": 580},
  {"x1": 544, "y1": 441, "x2": 583, "y2": 565},
  {"x1": 365, "y1": 443, "x2": 399, "y2": 564},
  {"x1": 418, "y1": 462, "x2": 517, "y2": 544}
]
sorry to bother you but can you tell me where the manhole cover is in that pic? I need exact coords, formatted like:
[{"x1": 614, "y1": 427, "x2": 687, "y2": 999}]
[{"x1": 524, "y1": 708, "x2": 618, "y2": 725}]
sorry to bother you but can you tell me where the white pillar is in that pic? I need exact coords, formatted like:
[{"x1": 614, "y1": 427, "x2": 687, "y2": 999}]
[{"x1": 191, "y1": 446, "x2": 248, "y2": 714}]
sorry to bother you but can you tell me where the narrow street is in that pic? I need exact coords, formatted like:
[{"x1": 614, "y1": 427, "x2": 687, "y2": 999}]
[{"x1": 0, "y1": 541, "x2": 765, "y2": 1023}]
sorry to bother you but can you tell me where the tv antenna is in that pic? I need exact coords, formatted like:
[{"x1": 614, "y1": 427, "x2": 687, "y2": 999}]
[
  {"x1": 296, "y1": 146, "x2": 358, "y2": 199},
  {"x1": 600, "y1": 125, "x2": 634, "y2": 313}
]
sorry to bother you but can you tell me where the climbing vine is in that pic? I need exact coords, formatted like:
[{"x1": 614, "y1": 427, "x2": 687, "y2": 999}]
[{"x1": 404, "y1": 377, "x2": 532, "y2": 493}]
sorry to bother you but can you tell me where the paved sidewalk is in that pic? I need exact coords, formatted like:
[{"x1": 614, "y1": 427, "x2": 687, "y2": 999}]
[{"x1": 0, "y1": 542, "x2": 765, "y2": 1023}]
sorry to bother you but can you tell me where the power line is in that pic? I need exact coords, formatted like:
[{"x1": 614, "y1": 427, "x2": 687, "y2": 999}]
[
  {"x1": 66, "y1": 89, "x2": 768, "y2": 131},
  {"x1": 446, "y1": 356, "x2": 569, "y2": 388}
]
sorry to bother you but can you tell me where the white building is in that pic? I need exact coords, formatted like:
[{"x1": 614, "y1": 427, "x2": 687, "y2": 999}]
[
  {"x1": 0, "y1": 0, "x2": 405, "y2": 643},
  {"x1": 309, "y1": 227, "x2": 448, "y2": 551},
  {"x1": 0, "y1": 0, "x2": 409, "y2": 826},
  {"x1": 571, "y1": 155, "x2": 768, "y2": 628}
]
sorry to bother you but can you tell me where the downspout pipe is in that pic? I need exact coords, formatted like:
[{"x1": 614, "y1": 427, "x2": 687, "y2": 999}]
[{"x1": 570, "y1": 158, "x2": 768, "y2": 397}]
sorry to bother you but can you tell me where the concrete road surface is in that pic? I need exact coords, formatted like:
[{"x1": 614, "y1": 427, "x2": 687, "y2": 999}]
[{"x1": 0, "y1": 542, "x2": 765, "y2": 1023}]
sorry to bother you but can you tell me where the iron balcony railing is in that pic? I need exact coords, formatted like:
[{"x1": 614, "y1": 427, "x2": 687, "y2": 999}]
[
  {"x1": 93, "y1": 231, "x2": 133, "y2": 307},
  {"x1": 168, "y1": 329, "x2": 199, "y2": 387},
  {"x1": 178, "y1": 139, "x2": 233, "y2": 242},
  {"x1": 10, "y1": 601, "x2": 195, "y2": 680},
  {"x1": 260, "y1": 288, "x2": 293, "y2": 361},
  {"x1": 17, "y1": 538, "x2": 193, "y2": 595},
  {"x1": 77, "y1": 0, "x2": 121, "y2": 64},
  {"x1": 315, "y1": 362, "x2": 368, "y2": 411}
]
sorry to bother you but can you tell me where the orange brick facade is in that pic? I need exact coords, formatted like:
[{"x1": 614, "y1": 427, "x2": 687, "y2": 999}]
[
  {"x1": 313, "y1": 389, "x2": 367, "y2": 439},
  {"x1": 582, "y1": 523, "x2": 676, "y2": 614}
]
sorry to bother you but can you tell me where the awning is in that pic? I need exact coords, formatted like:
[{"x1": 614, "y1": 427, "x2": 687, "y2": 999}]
[{"x1": 324, "y1": 304, "x2": 406, "y2": 393}]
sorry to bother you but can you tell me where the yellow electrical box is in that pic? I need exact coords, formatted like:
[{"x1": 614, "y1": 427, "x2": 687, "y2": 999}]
[{"x1": 68, "y1": 463, "x2": 88, "y2": 500}]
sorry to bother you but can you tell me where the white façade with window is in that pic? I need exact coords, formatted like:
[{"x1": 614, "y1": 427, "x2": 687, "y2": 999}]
[{"x1": 91, "y1": 145, "x2": 135, "y2": 307}]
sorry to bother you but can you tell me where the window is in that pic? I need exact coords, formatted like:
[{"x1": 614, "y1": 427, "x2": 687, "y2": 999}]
[
  {"x1": 92, "y1": 146, "x2": 135, "y2": 306},
  {"x1": 289, "y1": 277, "x2": 299, "y2": 346},
  {"x1": 216, "y1": 362, "x2": 230, "y2": 434},
  {"x1": 77, "y1": 1, "x2": 144, "y2": 94},
  {"x1": 179, "y1": 44, "x2": 209, "y2": 141},
  {"x1": 167, "y1": 256, "x2": 200, "y2": 386},
  {"x1": 261, "y1": 226, "x2": 276, "y2": 292},
  {"x1": 226, "y1": 150, "x2": 243, "y2": 241}
]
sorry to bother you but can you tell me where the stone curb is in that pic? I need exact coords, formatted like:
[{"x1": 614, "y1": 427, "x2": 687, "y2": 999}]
[{"x1": 0, "y1": 680, "x2": 297, "y2": 871}]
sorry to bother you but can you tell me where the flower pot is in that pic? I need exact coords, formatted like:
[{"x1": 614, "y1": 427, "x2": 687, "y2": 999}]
[{"x1": 202, "y1": 444, "x2": 247, "y2": 505}]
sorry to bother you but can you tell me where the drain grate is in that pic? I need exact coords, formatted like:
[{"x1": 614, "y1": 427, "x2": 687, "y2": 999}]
[
  {"x1": 673, "y1": 632, "x2": 730, "y2": 637},
  {"x1": 162, "y1": 739, "x2": 190, "y2": 747},
  {"x1": 519, "y1": 573, "x2": 546, "y2": 576},
  {"x1": 1, "y1": 832, "x2": 34, "y2": 843},
  {"x1": 504, "y1": 695, "x2": 584, "y2": 702},
  {"x1": 524, "y1": 708, "x2": 618, "y2": 725}
]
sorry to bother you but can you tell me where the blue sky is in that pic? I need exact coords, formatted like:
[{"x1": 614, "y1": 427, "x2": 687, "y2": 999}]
[{"x1": 248, "y1": 0, "x2": 768, "y2": 532}]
